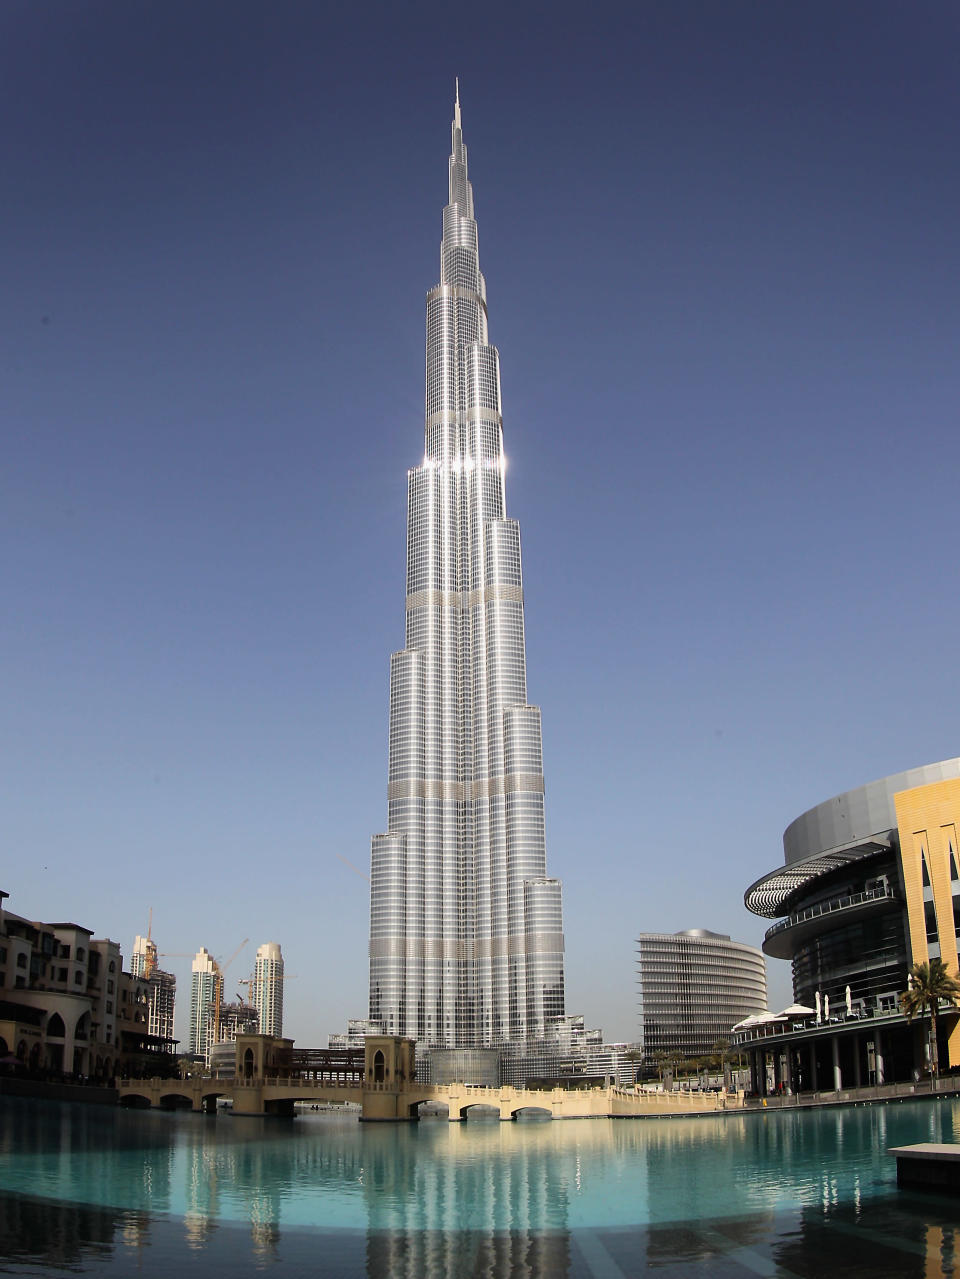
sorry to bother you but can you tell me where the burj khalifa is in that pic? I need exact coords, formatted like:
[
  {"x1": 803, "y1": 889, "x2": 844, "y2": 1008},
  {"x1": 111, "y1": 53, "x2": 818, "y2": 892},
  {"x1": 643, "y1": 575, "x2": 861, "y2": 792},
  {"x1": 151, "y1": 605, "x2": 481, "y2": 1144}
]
[{"x1": 369, "y1": 88, "x2": 565, "y2": 1055}]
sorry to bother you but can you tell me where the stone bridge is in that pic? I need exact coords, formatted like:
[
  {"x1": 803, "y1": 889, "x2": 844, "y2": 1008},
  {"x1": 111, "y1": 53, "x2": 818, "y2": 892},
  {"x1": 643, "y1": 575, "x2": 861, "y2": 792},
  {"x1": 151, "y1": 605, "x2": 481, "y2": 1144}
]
[{"x1": 116, "y1": 1034, "x2": 745, "y2": 1120}]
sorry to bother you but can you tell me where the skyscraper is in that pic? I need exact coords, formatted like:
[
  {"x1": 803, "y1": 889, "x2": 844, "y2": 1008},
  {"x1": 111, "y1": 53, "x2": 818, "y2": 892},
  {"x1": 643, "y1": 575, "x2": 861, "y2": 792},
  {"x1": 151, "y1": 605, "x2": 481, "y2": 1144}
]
[
  {"x1": 188, "y1": 947, "x2": 218, "y2": 1061},
  {"x1": 369, "y1": 88, "x2": 565, "y2": 1055},
  {"x1": 252, "y1": 941, "x2": 284, "y2": 1037}
]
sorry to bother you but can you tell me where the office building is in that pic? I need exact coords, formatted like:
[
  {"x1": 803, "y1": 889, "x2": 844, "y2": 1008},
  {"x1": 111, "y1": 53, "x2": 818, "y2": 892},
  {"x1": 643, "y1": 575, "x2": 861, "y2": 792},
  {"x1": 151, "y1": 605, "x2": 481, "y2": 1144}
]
[
  {"x1": 252, "y1": 941, "x2": 284, "y2": 1038},
  {"x1": 737, "y1": 757, "x2": 960, "y2": 1089},
  {"x1": 368, "y1": 88, "x2": 565, "y2": 1062},
  {"x1": 636, "y1": 930, "x2": 767, "y2": 1062}
]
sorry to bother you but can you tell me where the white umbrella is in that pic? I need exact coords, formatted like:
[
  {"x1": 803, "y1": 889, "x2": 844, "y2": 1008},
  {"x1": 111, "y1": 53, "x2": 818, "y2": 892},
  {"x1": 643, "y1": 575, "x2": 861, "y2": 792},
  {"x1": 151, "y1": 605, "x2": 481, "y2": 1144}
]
[
  {"x1": 824, "y1": 995, "x2": 830, "y2": 1020},
  {"x1": 845, "y1": 985, "x2": 852, "y2": 1016},
  {"x1": 731, "y1": 1016, "x2": 759, "y2": 1031},
  {"x1": 779, "y1": 1004, "x2": 816, "y2": 1017},
  {"x1": 815, "y1": 991, "x2": 821, "y2": 1024}
]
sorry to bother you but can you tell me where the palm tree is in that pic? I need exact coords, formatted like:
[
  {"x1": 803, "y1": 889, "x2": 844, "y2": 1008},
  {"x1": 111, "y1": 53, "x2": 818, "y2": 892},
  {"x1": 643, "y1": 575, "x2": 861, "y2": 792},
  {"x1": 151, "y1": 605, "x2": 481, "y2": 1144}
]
[{"x1": 901, "y1": 958, "x2": 960, "y2": 1077}]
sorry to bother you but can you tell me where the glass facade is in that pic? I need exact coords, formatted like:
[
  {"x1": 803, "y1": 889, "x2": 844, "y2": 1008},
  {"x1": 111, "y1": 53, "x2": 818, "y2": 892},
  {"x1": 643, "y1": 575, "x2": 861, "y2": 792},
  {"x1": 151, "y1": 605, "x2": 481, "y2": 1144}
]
[
  {"x1": 746, "y1": 760, "x2": 960, "y2": 1021},
  {"x1": 636, "y1": 930, "x2": 767, "y2": 1061},
  {"x1": 369, "y1": 91, "x2": 565, "y2": 1052}
]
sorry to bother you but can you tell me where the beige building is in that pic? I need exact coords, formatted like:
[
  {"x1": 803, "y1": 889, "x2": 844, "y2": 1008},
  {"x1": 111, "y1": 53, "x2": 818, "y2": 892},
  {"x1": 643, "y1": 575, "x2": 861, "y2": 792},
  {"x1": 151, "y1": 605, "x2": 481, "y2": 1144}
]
[{"x1": 0, "y1": 890, "x2": 175, "y2": 1080}]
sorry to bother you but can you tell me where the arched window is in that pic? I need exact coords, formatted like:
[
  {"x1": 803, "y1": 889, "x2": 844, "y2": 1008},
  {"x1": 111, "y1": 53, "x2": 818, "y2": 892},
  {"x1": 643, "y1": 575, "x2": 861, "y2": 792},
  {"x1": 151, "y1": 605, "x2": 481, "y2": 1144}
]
[
  {"x1": 47, "y1": 1013, "x2": 65, "y2": 1038},
  {"x1": 373, "y1": 1050, "x2": 386, "y2": 1083},
  {"x1": 244, "y1": 1048, "x2": 255, "y2": 1079}
]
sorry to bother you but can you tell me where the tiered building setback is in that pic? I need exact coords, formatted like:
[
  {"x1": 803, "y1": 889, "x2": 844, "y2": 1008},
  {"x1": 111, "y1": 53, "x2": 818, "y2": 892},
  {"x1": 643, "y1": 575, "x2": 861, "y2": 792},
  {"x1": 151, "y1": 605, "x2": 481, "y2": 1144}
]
[{"x1": 369, "y1": 88, "x2": 565, "y2": 1053}]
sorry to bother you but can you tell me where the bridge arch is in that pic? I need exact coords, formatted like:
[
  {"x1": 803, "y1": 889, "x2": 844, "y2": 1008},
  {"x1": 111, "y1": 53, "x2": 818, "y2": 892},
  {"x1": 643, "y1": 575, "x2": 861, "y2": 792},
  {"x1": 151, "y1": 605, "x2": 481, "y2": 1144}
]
[
  {"x1": 159, "y1": 1092, "x2": 194, "y2": 1110},
  {"x1": 510, "y1": 1105, "x2": 551, "y2": 1121},
  {"x1": 403, "y1": 1095, "x2": 436, "y2": 1119},
  {"x1": 458, "y1": 1102, "x2": 501, "y2": 1122},
  {"x1": 118, "y1": 1091, "x2": 151, "y2": 1108}
]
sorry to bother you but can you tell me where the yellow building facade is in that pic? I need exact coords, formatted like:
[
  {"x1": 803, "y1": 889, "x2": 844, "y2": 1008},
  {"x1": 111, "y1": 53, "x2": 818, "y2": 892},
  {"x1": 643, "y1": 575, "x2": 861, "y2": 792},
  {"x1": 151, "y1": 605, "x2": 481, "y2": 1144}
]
[{"x1": 894, "y1": 777, "x2": 960, "y2": 1068}]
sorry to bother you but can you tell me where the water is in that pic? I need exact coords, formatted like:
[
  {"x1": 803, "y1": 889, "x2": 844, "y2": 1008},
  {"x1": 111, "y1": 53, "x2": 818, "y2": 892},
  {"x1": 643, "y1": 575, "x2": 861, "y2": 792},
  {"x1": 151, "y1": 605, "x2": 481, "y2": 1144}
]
[{"x1": 0, "y1": 1096, "x2": 958, "y2": 1276}]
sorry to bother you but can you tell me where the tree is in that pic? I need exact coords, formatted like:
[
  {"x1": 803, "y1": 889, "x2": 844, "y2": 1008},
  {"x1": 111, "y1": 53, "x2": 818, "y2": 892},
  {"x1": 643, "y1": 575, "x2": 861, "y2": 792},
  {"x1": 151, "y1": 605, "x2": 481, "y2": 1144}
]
[{"x1": 901, "y1": 958, "x2": 960, "y2": 1077}]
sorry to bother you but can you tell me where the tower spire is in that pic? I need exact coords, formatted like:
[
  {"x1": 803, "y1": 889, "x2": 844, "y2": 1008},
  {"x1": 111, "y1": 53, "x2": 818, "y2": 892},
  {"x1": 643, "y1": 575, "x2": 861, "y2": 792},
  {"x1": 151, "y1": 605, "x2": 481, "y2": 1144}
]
[{"x1": 369, "y1": 98, "x2": 566, "y2": 1063}]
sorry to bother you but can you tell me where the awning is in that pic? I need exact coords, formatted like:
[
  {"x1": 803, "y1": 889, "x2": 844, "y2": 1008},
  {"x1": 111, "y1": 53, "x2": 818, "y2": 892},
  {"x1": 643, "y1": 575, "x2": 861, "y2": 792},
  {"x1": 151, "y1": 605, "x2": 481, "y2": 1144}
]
[{"x1": 744, "y1": 836, "x2": 892, "y2": 918}]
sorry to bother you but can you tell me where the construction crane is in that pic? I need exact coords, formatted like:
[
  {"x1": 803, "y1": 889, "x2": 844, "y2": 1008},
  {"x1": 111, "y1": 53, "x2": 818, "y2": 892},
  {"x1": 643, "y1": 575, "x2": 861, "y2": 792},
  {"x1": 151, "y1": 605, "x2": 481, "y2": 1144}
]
[
  {"x1": 143, "y1": 908, "x2": 156, "y2": 980},
  {"x1": 337, "y1": 853, "x2": 370, "y2": 884},
  {"x1": 210, "y1": 939, "x2": 249, "y2": 1045},
  {"x1": 237, "y1": 973, "x2": 298, "y2": 995}
]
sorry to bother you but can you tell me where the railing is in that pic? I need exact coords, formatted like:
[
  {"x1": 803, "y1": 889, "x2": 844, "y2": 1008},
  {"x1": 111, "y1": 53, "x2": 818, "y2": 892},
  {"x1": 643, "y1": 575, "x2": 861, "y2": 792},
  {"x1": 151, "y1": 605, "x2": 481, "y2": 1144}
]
[
  {"x1": 744, "y1": 1077, "x2": 960, "y2": 1109},
  {"x1": 731, "y1": 1001, "x2": 912, "y2": 1046},
  {"x1": 765, "y1": 884, "x2": 898, "y2": 942}
]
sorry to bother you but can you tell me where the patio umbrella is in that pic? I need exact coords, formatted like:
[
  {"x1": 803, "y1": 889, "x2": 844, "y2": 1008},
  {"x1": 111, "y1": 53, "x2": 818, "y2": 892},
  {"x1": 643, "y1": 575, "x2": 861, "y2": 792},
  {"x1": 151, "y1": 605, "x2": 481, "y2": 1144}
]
[
  {"x1": 815, "y1": 991, "x2": 821, "y2": 1023},
  {"x1": 824, "y1": 995, "x2": 830, "y2": 1019},
  {"x1": 845, "y1": 985, "x2": 852, "y2": 1015},
  {"x1": 779, "y1": 1004, "x2": 816, "y2": 1017}
]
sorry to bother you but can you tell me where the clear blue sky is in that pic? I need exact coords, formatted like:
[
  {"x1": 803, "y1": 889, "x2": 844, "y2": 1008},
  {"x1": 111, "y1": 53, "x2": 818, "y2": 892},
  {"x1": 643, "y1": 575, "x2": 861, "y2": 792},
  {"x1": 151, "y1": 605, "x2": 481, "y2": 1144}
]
[{"x1": 4, "y1": 1, "x2": 958, "y2": 1046}]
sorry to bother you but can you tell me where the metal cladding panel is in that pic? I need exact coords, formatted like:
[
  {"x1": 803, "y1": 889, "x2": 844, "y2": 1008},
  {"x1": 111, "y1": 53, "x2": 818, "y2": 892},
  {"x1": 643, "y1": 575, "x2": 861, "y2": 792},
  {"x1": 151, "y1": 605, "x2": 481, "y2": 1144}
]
[
  {"x1": 368, "y1": 94, "x2": 565, "y2": 1050},
  {"x1": 783, "y1": 758, "x2": 960, "y2": 865}
]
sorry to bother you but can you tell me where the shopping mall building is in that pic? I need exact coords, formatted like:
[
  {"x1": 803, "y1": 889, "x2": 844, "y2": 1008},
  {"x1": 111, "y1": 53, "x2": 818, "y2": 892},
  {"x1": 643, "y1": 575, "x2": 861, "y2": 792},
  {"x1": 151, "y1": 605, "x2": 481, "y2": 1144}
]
[{"x1": 736, "y1": 758, "x2": 960, "y2": 1092}]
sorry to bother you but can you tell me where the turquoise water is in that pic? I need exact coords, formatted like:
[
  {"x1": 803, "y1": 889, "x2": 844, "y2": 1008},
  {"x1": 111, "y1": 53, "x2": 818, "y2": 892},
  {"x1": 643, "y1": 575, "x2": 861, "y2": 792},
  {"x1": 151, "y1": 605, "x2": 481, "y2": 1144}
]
[{"x1": 0, "y1": 1096, "x2": 958, "y2": 1276}]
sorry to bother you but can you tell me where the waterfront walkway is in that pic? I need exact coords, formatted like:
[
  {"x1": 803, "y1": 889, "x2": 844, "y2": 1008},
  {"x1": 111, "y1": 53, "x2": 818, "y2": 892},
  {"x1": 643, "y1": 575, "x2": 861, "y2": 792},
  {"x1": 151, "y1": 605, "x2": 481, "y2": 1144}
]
[{"x1": 742, "y1": 1075, "x2": 960, "y2": 1111}]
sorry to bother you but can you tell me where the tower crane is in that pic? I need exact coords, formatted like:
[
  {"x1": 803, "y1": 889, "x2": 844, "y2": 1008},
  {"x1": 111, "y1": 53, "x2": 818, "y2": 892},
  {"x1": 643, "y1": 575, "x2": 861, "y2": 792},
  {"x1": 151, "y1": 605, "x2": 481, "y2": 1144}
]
[{"x1": 210, "y1": 939, "x2": 248, "y2": 1045}]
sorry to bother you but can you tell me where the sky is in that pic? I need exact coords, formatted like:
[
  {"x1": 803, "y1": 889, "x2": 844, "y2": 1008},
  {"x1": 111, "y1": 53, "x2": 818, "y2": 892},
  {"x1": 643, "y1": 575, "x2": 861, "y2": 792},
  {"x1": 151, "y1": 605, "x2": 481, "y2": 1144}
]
[{"x1": 4, "y1": 1, "x2": 959, "y2": 1048}]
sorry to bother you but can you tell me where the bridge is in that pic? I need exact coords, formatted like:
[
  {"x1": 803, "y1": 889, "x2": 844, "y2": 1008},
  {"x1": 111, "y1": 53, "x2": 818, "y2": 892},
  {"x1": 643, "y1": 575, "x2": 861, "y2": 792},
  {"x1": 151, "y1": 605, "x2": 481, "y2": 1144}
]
[{"x1": 116, "y1": 1034, "x2": 746, "y2": 1121}]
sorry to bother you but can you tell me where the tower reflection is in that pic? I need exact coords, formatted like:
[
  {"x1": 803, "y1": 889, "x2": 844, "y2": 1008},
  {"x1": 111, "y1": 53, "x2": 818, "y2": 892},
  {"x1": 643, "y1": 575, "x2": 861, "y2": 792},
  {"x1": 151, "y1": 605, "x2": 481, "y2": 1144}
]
[{"x1": 361, "y1": 1119, "x2": 570, "y2": 1278}]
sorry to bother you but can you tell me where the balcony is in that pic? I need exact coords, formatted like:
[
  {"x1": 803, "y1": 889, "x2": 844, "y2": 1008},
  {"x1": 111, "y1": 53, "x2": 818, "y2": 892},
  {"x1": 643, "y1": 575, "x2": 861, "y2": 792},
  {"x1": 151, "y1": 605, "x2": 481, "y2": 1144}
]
[{"x1": 763, "y1": 884, "x2": 900, "y2": 959}]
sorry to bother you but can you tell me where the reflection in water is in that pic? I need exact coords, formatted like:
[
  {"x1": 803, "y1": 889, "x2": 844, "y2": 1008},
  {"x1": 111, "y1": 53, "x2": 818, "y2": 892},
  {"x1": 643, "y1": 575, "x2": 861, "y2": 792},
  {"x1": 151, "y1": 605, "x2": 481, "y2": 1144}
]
[
  {"x1": 362, "y1": 1121, "x2": 570, "y2": 1278},
  {"x1": 773, "y1": 1198, "x2": 959, "y2": 1279},
  {"x1": 2, "y1": 1097, "x2": 960, "y2": 1276}
]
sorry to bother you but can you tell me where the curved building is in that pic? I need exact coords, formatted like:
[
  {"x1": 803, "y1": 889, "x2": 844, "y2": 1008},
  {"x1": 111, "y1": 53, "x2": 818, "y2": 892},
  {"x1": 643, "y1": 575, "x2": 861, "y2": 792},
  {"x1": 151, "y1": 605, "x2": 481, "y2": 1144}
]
[
  {"x1": 740, "y1": 757, "x2": 960, "y2": 1086},
  {"x1": 636, "y1": 929, "x2": 767, "y2": 1061}
]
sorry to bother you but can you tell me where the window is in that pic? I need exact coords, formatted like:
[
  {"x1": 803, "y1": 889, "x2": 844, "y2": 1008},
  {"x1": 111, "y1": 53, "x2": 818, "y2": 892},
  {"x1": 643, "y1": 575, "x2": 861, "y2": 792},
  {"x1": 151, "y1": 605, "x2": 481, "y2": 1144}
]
[
  {"x1": 74, "y1": 972, "x2": 83, "y2": 985},
  {"x1": 76, "y1": 947, "x2": 85, "y2": 962},
  {"x1": 107, "y1": 980, "x2": 114, "y2": 994},
  {"x1": 924, "y1": 899, "x2": 939, "y2": 945},
  {"x1": 58, "y1": 967, "x2": 68, "y2": 982},
  {"x1": 16, "y1": 954, "x2": 26, "y2": 969}
]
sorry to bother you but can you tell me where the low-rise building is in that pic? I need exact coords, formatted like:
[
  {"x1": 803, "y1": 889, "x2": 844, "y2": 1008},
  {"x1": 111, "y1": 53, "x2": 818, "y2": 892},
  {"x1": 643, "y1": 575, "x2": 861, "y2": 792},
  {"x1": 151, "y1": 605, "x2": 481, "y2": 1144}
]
[
  {"x1": 635, "y1": 929, "x2": 767, "y2": 1065},
  {"x1": 737, "y1": 757, "x2": 960, "y2": 1090},
  {"x1": 0, "y1": 891, "x2": 176, "y2": 1080}
]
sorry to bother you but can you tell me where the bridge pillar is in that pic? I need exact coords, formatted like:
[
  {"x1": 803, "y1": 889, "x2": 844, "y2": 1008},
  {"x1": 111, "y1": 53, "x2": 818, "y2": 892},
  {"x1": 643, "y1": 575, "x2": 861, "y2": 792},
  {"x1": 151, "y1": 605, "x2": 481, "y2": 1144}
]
[
  {"x1": 361, "y1": 1087, "x2": 415, "y2": 1120},
  {"x1": 231, "y1": 1085, "x2": 266, "y2": 1116}
]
